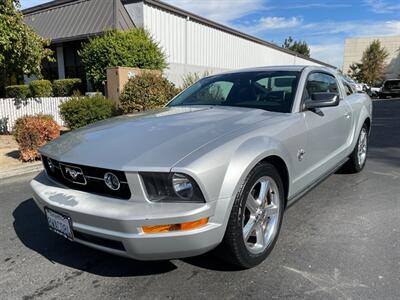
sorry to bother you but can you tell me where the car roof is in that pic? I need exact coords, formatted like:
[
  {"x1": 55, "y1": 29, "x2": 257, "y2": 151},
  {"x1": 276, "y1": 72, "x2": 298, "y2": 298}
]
[{"x1": 215, "y1": 65, "x2": 337, "y2": 75}]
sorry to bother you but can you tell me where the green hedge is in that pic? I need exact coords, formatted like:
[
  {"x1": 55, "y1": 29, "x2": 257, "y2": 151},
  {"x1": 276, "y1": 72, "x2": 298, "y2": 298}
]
[
  {"x1": 5, "y1": 85, "x2": 30, "y2": 99},
  {"x1": 119, "y1": 72, "x2": 179, "y2": 113},
  {"x1": 60, "y1": 94, "x2": 116, "y2": 129},
  {"x1": 53, "y1": 78, "x2": 82, "y2": 96},
  {"x1": 29, "y1": 80, "x2": 53, "y2": 97},
  {"x1": 79, "y1": 29, "x2": 167, "y2": 90}
]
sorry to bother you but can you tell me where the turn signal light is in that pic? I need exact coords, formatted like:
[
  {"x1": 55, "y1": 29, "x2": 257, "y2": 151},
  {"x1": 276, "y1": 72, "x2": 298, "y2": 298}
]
[{"x1": 142, "y1": 217, "x2": 208, "y2": 233}]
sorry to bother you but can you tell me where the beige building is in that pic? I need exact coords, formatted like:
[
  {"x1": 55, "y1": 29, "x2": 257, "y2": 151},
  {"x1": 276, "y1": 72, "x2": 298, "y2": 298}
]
[{"x1": 343, "y1": 35, "x2": 400, "y2": 79}]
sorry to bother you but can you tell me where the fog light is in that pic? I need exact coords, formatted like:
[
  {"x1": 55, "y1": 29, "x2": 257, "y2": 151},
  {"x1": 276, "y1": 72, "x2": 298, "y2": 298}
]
[{"x1": 142, "y1": 217, "x2": 208, "y2": 233}]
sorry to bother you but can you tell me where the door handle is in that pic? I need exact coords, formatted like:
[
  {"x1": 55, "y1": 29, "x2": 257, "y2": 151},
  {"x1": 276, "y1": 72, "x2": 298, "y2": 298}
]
[{"x1": 345, "y1": 112, "x2": 352, "y2": 119}]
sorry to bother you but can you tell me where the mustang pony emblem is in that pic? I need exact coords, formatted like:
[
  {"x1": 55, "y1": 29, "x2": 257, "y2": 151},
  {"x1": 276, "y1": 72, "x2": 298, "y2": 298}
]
[
  {"x1": 65, "y1": 167, "x2": 82, "y2": 180},
  {"x1": 60, "y1": 164, "x2": 87, "y2": 185}
]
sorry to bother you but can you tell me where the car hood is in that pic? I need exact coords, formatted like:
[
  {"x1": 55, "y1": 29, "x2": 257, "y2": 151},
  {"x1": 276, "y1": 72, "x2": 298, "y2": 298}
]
[{"x1": 41, "y1": 106, "x2": 277, "y2": 171}]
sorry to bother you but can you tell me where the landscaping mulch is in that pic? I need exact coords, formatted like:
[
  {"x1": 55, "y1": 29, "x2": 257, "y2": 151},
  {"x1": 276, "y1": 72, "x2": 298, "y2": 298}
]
[{"x1": 0, "y1": 135, "x2": 42, "y2": 178}]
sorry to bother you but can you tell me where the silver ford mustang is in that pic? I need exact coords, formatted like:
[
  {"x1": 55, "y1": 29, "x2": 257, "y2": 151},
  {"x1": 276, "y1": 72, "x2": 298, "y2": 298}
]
[{"x1": 31, "y1": 66, "x2": 372, "y2": 268}]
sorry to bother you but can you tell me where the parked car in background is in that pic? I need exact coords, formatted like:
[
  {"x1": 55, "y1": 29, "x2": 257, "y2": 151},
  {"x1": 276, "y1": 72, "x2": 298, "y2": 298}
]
[
  {"x1": 343, "y1": 76, "x2": 364, "y2": 93},
  {"x1": 31, "y1": 66, "x2": 372, "y2": 268},
  {"x1": 379, "y1": 79, "x2": 400, "y2": 99},
  {"x1": 369, "y1": 86, "x2": 381, "y2": 97}
]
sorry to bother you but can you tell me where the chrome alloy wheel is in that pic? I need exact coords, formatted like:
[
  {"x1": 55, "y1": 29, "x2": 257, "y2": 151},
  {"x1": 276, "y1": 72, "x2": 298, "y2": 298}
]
[
  {"x1": 357, "y1": 128, "x2": 368, "y2": 167},
  {"x1": 242, "y1": 176, "x2": 281, "y2": 254}
]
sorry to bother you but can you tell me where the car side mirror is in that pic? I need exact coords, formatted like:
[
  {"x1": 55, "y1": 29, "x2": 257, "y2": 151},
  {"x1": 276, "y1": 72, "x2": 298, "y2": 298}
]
[{"x1": 304, "y1": 93, "x2": 340, "y2": 110}]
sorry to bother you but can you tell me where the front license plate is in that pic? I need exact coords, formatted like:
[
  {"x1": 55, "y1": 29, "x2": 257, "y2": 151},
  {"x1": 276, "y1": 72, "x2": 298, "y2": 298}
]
[{"x1": 45, "y1": 208, "x2": 74, "y2": 240}]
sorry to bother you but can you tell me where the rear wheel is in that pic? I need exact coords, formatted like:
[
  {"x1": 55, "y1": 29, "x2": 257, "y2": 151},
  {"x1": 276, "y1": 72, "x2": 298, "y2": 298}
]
[{"x1": 219, "y1": 163, "x2": 284, "y2": 268}]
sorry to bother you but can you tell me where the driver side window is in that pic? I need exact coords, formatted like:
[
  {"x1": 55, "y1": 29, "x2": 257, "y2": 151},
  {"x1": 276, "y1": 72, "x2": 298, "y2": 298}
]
[{"x1": 304, "y1": 72, "x2": 339, "y2": 101}]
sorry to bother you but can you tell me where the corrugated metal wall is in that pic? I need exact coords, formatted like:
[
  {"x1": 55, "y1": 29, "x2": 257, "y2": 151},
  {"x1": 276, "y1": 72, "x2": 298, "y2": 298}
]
[
  {"x1": 0, "y1": 98, "x2": 67, "y2": 133},
  {"x1": 142, "y1": 4, "x2": 320, "y2": 85}
]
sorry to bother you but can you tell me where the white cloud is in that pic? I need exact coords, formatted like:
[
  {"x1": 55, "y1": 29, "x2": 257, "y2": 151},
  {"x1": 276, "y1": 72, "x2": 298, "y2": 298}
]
[
  {"x1": 364, "y1": 0, "x2": 400, "y2": 14},
  {"x1": 164, "y1": 0, "x2": 266, "y2": 24},
  {"x1": 302, "y1": 20, "x2": 400, "y2": 37},
  {"x1": 309, "y1": 42, "x2": 345, "y2": 69},
  {"x1": 234, "y1": 16, "x2": 303, "y2": 34},
  {"x1": 269, "y1": 3, "x2": 352, "y2": 10},
  {"x1": 258, "y1": 16, "x2": 302, "y2": 30}
]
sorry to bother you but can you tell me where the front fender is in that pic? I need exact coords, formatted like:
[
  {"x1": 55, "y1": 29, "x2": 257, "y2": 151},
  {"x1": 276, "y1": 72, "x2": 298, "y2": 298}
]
[
  {"x1": 219, "y1": 136, "x2": 292, "y2": 200},
  {"x1": 173, "y1": 134, "x2": 292, "y2": 242},
  {"x1": 213, "y1": 136, "x2": 291, "y2": 228},
  {"x1": 350, "y1": 97, "x2": 372, "y2": 150}
]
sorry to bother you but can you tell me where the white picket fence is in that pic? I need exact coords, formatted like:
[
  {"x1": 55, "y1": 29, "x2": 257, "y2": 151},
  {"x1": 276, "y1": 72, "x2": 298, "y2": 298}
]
[{"x1": 0, "y1": 97, "x2": 69, "y2": 133}]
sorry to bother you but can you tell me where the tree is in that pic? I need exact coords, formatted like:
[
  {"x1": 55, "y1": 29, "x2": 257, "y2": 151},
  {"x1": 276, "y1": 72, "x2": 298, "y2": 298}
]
[
  {"x1": 348, "y1": 62, "x2": 363, "y2": 82},
  {"x1": 348, "y1": 40, "x2": 389, "y2": 84},
  {"x1": 79, "y1": 29, "x2": 167, "y2": 90},
  {"x1": 282, "y1": 36, "x2": 310, "y2": 57},
  {"x1": 0, "y1": 0, "x2": 53, "y2": 95}
]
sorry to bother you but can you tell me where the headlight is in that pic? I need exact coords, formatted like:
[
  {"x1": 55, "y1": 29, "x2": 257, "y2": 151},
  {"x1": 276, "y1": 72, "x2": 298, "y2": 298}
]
[
  {"x1": 140, "y1": 172, "x2": 205, "y2": 203},
  {"x1": 172, "y1": 173, "x2": 193, "y2": 199}
]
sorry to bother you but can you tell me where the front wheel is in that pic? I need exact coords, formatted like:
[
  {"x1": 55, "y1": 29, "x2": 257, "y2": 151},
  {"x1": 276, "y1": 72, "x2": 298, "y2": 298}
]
[
  {"x1": 344, "y1": 124, "x2": 369, "y2": 173},
  {"x1": 219, "y1": 162, "x2": 285, "y2": 269}
]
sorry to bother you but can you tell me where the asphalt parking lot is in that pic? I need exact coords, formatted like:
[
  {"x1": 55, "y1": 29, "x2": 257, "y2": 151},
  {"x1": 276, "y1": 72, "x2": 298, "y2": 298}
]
[{"x1": 1, "y1": 99, "x2": 399, "y2": 300}]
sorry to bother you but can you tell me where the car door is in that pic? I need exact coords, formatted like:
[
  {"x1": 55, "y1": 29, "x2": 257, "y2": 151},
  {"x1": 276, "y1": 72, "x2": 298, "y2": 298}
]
[{"x1": 301, "y1": 72, "x2": 352, "y2": 182}]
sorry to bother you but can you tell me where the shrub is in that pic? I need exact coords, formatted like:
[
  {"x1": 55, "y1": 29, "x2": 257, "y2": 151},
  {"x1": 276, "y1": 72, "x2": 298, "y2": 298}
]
[
  {"x1": 60, "y1": 94, "x2": 116, "y2": 129},
  {"x1": 181, "y1": 71, "x2": 210, "y2": 89},
  {"x1": 5, "y1": 85, "x2": 30, "y2": 99},
  {"x1": 13, "y1": 115, "x2": 60, "y2": 162},
  {"x1": 79, "y1": 29, "x2": 167, "y2": 90},
  {"x1": 53, "y1": 78, "x2": 82, "y2": 96},
  {"x1": 29, "y1": 80, "x2": 53, "y2": 97},
  {"x1": 119, "y1": 72, "x2": 179, "y2": 113}
]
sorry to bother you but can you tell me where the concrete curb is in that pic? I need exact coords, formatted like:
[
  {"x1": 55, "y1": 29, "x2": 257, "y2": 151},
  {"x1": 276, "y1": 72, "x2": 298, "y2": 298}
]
[{"x1": 0, "y1": 163, "x2": 43, "y2": 180}]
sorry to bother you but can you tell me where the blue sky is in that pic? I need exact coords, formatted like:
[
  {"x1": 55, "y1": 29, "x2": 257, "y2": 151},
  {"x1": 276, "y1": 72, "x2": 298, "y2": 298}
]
[{"x1": 21, "y1": 0, "x2": 400, "y2": 68}]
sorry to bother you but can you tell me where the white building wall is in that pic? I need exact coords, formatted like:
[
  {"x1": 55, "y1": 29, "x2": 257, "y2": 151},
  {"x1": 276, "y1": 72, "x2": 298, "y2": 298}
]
[{"x1": 127, "y1": 3, "x2": 323, "y2": 86}]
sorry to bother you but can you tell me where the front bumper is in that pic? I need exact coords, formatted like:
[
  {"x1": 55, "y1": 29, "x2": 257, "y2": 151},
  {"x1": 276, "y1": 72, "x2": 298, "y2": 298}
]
[{"x1": 31, "y1": 172, "x2": 225, "y2": 260}]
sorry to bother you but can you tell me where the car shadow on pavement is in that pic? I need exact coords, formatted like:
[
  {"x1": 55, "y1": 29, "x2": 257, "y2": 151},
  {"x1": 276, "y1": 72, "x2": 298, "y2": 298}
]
[
  {"x1": 13, "y1": 198, "x2": 242, "y2": 276},
  {"x1": 13, "y1": 198, "x2": 178, "y2": 277}
]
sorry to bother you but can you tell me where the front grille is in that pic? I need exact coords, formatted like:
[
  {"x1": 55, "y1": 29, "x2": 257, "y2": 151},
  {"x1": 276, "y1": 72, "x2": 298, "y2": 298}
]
[
  {"x1": 73, "y1": 230, "x2": 126, "y2": 251},
  {"x1": 42, "y1": 156, "x2": 131, "y2": 200}
]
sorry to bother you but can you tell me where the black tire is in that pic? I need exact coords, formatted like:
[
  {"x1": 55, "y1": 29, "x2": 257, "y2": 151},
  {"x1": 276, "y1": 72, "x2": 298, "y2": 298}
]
[
  {"x1": 343, "y1": 124, "x2": 369, "y2": 173},
  {"x1": 218, "y1": 162, "x2": 285, "y2": 269}
]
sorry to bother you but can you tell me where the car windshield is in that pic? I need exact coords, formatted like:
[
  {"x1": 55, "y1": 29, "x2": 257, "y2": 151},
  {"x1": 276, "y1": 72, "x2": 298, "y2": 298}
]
[
  {"x1": 384, "y1": 80, "x2": 400, "y2": 89},
  {"x1": 168, "y1": 71, "x2": 301, "y2": 113}
]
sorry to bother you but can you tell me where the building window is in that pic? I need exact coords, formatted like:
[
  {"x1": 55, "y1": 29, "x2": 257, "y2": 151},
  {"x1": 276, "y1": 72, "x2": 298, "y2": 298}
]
[
  {"x1": 63, "y1": 41, "x2": 87, "y2": 89},
  {"x1": 42, "y1": 46, "x2": 58, "y2": 80}
]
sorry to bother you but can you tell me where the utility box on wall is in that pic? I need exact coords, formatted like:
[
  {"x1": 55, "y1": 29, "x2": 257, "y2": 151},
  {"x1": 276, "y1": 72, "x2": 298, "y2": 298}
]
[{"x1": 106, "y1": 67, "x2": 161, "y2": 105}]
